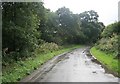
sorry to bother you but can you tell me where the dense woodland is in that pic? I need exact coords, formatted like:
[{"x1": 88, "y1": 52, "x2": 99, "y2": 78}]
[{"x1": 2, "y1": 2, "x2": 105, "y2": 64}]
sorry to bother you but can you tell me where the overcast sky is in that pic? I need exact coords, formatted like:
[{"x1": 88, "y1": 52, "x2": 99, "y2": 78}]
[{"x1": 43, "y1": 0, "x2": 119, "y2": 26}]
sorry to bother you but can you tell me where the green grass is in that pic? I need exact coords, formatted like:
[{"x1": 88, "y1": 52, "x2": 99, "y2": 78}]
[
  {"x1": 2, "y1": 45, "x2": 82, "y2": 82},
  {"x1": 90, "y1": 47, "x2": 119, "y2": 75}
]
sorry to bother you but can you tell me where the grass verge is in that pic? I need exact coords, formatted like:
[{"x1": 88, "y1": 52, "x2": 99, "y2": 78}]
[
  {"x1": 90, "y1": 47, "x2": 119, "y2": 76},
  {"x1": 2, "y1": 45, "x2": 82, "y2": 82}
]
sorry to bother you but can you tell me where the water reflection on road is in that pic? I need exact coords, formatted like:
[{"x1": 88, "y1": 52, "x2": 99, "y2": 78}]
[{"x1": 38, "y1": 48, "x2": 118, "y2": 82}]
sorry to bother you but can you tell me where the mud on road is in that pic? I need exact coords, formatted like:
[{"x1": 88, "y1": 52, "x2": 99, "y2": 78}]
[{"x1": 20, "y1": 47, "x2": 119, "y2": 82}]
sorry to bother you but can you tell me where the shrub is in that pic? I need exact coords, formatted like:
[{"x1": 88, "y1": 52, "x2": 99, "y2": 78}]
[
  {"x1": 95, "y1": 22, "x2": 119, "y2": 58},
  {"x1": 36, "y1": 42, "x2": 60, "y2": 53}
]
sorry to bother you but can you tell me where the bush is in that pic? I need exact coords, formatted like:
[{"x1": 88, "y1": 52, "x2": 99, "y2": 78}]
[
  {"x1": 36, "y1": 42, "x2": 60, "y2": 53},
  {"x1": 95, "y1": 22, "x2": 119, "y2": 58}
]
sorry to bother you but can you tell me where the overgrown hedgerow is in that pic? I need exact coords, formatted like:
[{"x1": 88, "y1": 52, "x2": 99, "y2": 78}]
[{"x1": 95, "y1": 22, "x2": 120, "y2": 58}]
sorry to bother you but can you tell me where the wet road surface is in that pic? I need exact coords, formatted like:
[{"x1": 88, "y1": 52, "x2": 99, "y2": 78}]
[{"x1": 21, "y1": 47, "x2": 118, "y2": 82}]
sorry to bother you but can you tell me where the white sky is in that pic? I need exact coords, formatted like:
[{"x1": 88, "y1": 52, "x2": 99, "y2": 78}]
[{"x1": 43, "y1": 0, "x2": 119, "y2": 26}]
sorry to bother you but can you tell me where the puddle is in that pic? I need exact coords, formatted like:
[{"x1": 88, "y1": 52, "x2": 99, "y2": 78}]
[{"x1": 85, "y1": 47, "x2": 119, "y2": 78}]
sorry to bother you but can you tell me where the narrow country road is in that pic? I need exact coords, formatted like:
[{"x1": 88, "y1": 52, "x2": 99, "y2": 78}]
[{"x1": 20, "y1": 47, "x2": 118, "y2": 82}]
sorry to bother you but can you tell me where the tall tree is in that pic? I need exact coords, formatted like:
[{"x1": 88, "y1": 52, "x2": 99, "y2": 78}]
[
  {"x1": 2, "y1": 2, "x2": 45, "y2": 60},
  {"x1": 79, "y1": 10, "x2": 104, "y2": 43}
]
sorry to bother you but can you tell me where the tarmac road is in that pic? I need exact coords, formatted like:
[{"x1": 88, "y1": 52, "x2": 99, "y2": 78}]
[{"x1": 20, "y1": 47, "x2": 118, "y2": 82}]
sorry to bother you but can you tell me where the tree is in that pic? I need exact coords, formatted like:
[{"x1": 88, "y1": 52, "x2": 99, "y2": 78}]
[
  {"x1": 40, "y1": 10, "x2": 63, "y2": 44},
  {"x1": 56, "y1": 7, "x2": 85, "y2": 44},
  {"x1": 2, "y1": 2, "x2": 45, "y2": 60},
  {"x1": 79, "y1": 10, "x2": 104, "y2": 43}
]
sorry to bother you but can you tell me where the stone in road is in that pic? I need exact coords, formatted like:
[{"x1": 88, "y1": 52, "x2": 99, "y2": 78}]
[{"x1": 21, "y1": 47, "x2": 118, "y2": 82}]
